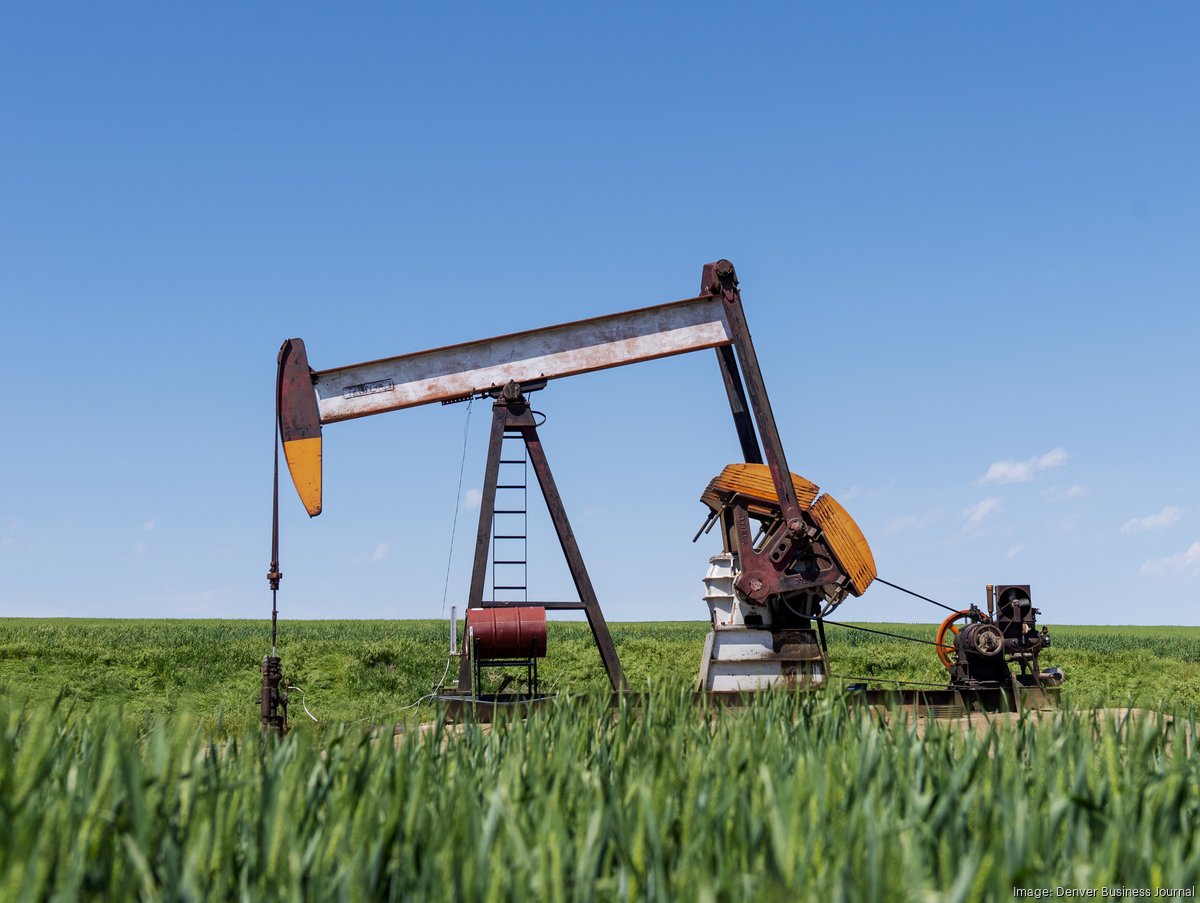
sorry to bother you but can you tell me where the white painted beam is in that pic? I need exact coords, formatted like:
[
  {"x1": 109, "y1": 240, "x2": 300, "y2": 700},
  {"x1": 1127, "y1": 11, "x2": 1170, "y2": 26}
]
[{"x1": 313, "y1": 294, "x2": 732, "y2": 423}]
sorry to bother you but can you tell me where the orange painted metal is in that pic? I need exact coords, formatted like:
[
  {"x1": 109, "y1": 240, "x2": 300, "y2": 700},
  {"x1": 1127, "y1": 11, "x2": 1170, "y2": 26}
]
[
  {"x1": 701, "y1": 463, "x2": 820, "y2": 517},
  {"x1": 277, "y1": 338, "x2": 323, "y2": 516},
  {"x1": 809, "y1": 494, "x2": 878, "y2": 597}
]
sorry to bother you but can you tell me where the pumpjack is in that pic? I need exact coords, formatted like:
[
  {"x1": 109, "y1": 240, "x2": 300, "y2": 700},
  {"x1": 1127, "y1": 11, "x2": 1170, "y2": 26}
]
[{"x1": 262, "y1": 260, "x2": 1063, "y2": 731}]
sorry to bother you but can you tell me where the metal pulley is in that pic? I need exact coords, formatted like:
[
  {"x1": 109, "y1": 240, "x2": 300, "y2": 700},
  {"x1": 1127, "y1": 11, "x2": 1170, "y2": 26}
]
[{"x1": 956, "y1": 622, "x2": 1005, "y2": 657}]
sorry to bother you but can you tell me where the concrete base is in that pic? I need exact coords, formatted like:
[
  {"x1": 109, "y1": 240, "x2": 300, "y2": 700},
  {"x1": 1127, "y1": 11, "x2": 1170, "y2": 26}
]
[{"x1": 698, "y1": 627, "x2": 826, "y2": 692}]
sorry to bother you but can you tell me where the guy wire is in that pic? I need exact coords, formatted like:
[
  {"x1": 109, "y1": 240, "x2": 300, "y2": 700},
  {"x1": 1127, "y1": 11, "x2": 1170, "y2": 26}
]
[{"x1": 440, "y1": 397, "x2": 474, "y2": 618}]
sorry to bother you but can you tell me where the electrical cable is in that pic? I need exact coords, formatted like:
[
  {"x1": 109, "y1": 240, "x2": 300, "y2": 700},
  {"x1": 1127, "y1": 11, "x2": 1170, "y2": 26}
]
[
  {"x1": 349, "y1": 655, "x2": 456, "y2": 727},
  {"x1": 285, "y1": 685, "x2": 320, "y2": 722},
  {"x1": 347, "y1": 398, "x2": 476, "y2": 731},
  {"x1": 428, "y1": 655, "x2": 454, "y2": 700},
  {"x1": 440, "y1": 398, "x2": 474, "y2": 618}
]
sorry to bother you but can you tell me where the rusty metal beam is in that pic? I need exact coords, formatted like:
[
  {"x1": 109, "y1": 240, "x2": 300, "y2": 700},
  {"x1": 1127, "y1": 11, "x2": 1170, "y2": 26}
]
[
  {"x1": 703, "y1": 255, "x2": 761, "y2": 467},
  {"x1": 311, "y1": 294, "x2": 732, "y2": 423},
  {"x1": 482, "y1": 601, "x2": 588, "y2": 610},
  {"x1": 467, "y1": 403, "x2": 508, "y2": 610},
  {"x1": 701, "y1": 261, "x2": 801, "y2": 528},
  {"x1": 460, "y1": 386, "x2": 627, "y2": 694},
  {"x1": 515, "y1": 406, "x2": 628, "y2": 693},
  {"x1": 714, "y1": 344, "x2": 762, "y2": 466}
]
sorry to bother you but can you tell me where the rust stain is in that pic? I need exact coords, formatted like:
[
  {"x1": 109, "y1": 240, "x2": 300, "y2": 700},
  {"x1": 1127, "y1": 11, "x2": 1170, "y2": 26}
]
[
  {"x1": 701, "y1": 463, "x2": 819, "y2": 517},
  {"x1": 810, "y1": 494, "x2": 877, "y2": 596}
]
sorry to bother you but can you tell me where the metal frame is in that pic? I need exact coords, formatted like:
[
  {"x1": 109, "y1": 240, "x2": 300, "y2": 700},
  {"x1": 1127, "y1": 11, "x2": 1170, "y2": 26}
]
[
  {"x1": 279, "y1": 259, "x2": 825, "y2": 601},
  {"x1": 273, "y1": 259, "x2": 912, "y2": 715},
  {"x1": 440, "y1": 684, "x2": 1063, "y2": 724},
  {"x1": 457, "y1": 381, "x2": 627, "y2": 694},
  {"x1": 471, "y1": 638, "x2": 542, "y2": 700},
  {"x1": 700, "y1": 260, "x2": 831, "y2": 606}
]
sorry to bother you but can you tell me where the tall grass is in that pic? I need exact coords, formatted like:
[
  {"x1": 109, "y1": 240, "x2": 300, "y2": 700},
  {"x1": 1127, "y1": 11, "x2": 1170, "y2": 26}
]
[
  {"x1": 1, "y1": 691, "x2": 1197, "y2": 901},
  {"x1": 3, "y1": 619, "x2": 1200, "y2": 733}
]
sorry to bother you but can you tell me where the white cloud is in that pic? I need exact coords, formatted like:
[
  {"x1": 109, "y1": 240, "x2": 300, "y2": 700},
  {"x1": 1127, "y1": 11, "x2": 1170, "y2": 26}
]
[
  {"x1": 1056, "y1": 513, "x2": 1083, "y2": 538},
  {"x1": 978, "y1": 448, "x2": 1068, "y2": 485},
  {"x1": 839, "y1": 480, "x2": 895, "y2": 502},
  {"x1": 132, "y1": 543, "x2": 147, "y2": 560},
  {"x1": 842, "y1": 485, "x2": 878, "y2": 501},
  {"x1": 1006, "y1": 544, "x2": 1024, "y2": 559},
  {"x1": 885, "y1": 509, "x2": 943, "y2": 534},
  {"x1": 1122, "y1": 506, "x2": 1186, "y2": 535},
  {"x1": 0, "y1": 522, "x2": 36, "y2": 555},
  {"x1": 462, "y1": 488, "x2": 483, "y2": 510},
  {"x1": 963, "y1": 497, "x2": 1002, "y2": 528},
  {"x1": 1140, "y1": 541, "x2": 1200, "y2": 576},
  {"x1": 1046, "y1": 484, "x2": 1088, "y2": 501},
  {"x1": 144, "y1": 518, "x2": 156, "y2": 531},
  {"x1": 370, "y1": 542, "x2": 389, "y2": 562}
]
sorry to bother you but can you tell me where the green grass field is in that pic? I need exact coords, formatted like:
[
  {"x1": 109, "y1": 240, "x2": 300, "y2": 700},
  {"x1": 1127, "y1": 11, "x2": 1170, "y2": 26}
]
[
  {"x1": 2, "y1": 618, "x2": 1198, "y2": 734},
  {"x1": 3, "y1": 619, "x2": 1200, "y2": 900},
  {"x1": 2, "y1": 689, "x2": 1198, "y2": 900}
]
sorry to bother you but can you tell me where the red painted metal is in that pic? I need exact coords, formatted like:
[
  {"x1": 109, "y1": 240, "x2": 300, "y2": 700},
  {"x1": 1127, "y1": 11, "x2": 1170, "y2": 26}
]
[{"x1": 466, "y1": 606, "x2": 548, "y2": 659}]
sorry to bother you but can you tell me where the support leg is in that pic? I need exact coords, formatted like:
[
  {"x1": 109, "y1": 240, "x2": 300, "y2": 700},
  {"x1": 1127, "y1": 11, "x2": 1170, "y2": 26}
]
[
  {"x1": 518, "y1": 415, "x2": 628, "y2": 692},
  {"x1": 714, "y1": 344, "x2": 762, "y2": 465}
]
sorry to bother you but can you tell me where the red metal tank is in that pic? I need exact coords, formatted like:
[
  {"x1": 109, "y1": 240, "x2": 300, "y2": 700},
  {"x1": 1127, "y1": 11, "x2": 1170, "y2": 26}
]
[{"x1": 465, "y1": 607, "x2": 547, "y2": 659}]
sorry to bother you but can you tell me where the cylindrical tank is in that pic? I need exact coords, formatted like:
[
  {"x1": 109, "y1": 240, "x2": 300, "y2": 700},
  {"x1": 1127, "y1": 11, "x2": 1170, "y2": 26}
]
[{"x1": 465, "y1": 606, "x2": 547, "y2": 659}]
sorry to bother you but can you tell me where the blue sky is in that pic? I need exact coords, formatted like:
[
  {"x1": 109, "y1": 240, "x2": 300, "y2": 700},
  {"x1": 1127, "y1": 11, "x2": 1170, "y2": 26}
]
[{"x1": 1, "y1": 4, "x2": 1197, "y2": 626}]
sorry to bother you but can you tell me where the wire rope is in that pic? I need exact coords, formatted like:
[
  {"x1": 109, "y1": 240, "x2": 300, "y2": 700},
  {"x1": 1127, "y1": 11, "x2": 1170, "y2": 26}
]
[
  {"x1": 439, "y1": 398, "x2": 474, "y2": 618},
  {"x1": 818, "y1": 617, "x2": 953, "y2": 651},
  {"x1": 873, "y1": 577, "x2": 961, "y2": 615}
]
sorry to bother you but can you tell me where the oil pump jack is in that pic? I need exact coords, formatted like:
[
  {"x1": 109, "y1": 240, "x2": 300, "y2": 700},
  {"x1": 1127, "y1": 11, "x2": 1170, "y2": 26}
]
[{"x1": 262, "y1": 260, "x2": 1062, "y2": 731}]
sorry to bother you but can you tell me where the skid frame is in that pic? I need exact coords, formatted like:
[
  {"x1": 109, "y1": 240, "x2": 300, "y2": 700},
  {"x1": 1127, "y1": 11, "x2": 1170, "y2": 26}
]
[{"x1": 436, "y1": 684, "x2": 1063, "y2": 724}]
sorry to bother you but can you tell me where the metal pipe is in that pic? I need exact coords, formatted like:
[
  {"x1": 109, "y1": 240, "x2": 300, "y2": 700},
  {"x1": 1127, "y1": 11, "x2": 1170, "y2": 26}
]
[
  {"x1": 986, "y1": 583, "x2": 995, "y2": 619},
  {"x1": 261, "y1": 655, "x2": 288, "y2": 735}
]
